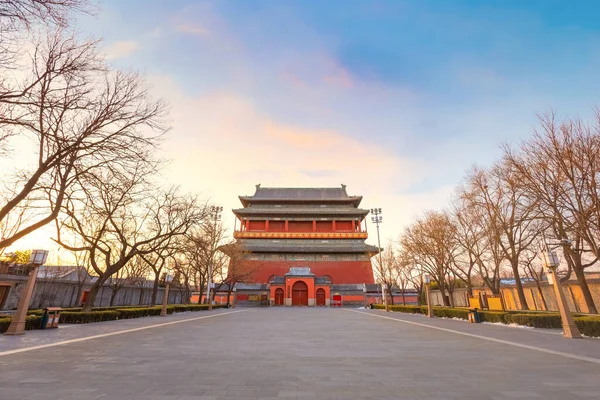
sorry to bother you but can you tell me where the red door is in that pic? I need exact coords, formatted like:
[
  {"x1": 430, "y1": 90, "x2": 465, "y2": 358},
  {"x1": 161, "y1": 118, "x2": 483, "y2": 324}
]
[
  {"x1": 292, "y1": 281, "x2": 308, "y2": 306},
  {"x1": 275, "y1": 288, "x2": 284, "y2": 306},
  {"x1": 316, "y1": 288, "x2": 326, "y2": 306}
]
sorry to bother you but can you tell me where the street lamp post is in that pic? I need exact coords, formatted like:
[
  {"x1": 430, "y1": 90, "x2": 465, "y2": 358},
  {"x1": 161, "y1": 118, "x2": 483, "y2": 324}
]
[
  {"x1": 5, "y1": 249, "x2": 49, "y2": 335},
  {"x1": 160, "y1": 273, "x2": 173, "y2": 317},
  {"x1": 542, "y1": 250, "x2": 581, "y2": 339},
  {"x1": 206, "y1": 205, "x2": 223, "y2": 311},
  {"x1": 371, "y1": 208, "x2": 388, "y2": 312},
  {"x1": 423, "y1": 273, "x2": 434, "y2": 318}
]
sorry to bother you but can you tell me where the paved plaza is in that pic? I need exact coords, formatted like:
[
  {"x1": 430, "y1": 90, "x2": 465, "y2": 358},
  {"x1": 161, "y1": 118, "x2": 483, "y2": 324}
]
[{"x1": 1, "y1": 308, "x2": 600, "y2": 400}]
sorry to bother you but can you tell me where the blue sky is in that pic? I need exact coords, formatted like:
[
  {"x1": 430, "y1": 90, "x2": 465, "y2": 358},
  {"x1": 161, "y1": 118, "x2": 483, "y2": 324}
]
[{"x1": 48, "y1": 0, "x2": 600, "y2": 248}]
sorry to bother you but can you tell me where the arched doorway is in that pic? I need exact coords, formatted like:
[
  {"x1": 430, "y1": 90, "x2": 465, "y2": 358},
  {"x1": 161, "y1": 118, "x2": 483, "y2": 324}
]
[
  {"x1": 292, "y1": 281, "x2": 309, "y2": 306},
  {"x1": 275, "y1": 288, "x2": 284, "y2": 306},
  {"x1": 316, "y1": 288, "x2": 326, "y2": 306}
]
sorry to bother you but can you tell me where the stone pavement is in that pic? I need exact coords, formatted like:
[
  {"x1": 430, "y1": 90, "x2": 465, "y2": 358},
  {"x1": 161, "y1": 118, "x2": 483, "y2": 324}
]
[{"x1": 0, "y1": 307, "x2": 599, "y2": 400}]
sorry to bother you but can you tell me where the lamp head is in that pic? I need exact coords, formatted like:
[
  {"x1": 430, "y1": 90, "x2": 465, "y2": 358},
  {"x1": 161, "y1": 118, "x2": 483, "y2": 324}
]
[
  {"x1": 30, "y1": 250, "x2": 49, "y2": 266},
  {"x1": 542, "y1": 251, "x2": 560, "y2": 268}
]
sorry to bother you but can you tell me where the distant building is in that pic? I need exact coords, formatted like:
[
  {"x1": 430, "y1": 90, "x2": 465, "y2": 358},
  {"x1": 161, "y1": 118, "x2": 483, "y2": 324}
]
[{"x1": 222, "y1": 185, "x2": 382, "y2": 306}]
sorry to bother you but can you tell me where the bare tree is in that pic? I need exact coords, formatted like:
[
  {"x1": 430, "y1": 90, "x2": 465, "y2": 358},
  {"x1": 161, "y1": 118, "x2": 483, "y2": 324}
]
[
  {"x1": 372, "y1": 243, "x2": 399, "y2": 305},
  {"x1": 504, "y1": 112, "x2": 599, "y2": 313},
  {"x1": 400, "y1": 211, "x2": 460, "y2": 307},
  {"x1": 465, "y1": 163, "x2": 540, "y2": 310},
  {"x1": 215, "y1": 241, "x2": 257, "y2": 305},
  {"x1": 54, "y1": 168, "x2": 205, "y2": 311},
  {"x1": 0, "y1": 28, "x2": 167, "y2": 252},
  {"x1": 140, "y1": 242, "x2": 179, "y2": 306}
]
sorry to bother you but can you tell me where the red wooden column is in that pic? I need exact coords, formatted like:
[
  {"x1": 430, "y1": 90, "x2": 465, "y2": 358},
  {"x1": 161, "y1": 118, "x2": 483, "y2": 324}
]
[
  {"x1": 245, "y1": 220, "x2": 249, "y2": 231},
  {"x1": 352, "y1": 220, "x2": 356, "y2": 231},
  {"x1": 285, "y1": 220, "x2": 289, "y2": 232},
  {"x1": 313, "y1": 220, "x2": 316, "y2": 232},
  {"x1": 265, "y1": 220, "x2": 269, "y2": 232},
  {"x1": 332, "y1": 220, "x2": 336, "y2": 232}
]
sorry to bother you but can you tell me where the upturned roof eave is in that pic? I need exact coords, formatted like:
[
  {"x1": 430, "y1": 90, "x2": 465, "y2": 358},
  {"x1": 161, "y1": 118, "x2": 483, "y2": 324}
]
[
  {"x1": 238, "y1": 195, "x2": 363, "y2": 207},
  {"x1": 232, "y1": 208, "x2": 369, "y2": 217}
]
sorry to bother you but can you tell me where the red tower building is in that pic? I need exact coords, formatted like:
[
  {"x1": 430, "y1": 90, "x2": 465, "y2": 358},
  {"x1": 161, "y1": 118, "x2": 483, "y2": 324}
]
[{"x1": 230, "y1": 185, "x2": 378, "y2": 306}]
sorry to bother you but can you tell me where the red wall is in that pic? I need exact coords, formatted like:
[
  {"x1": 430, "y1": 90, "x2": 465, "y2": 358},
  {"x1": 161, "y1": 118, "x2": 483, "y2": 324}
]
[
  {"x1": 316, "y1": 221, "x2": 331, "y2": 232},
  {"x1": 248, "y1": 220, "x2": 265, "y2": 231},
  {"x1": 242, "y1": 260, "x2": 375, "y2": 284},
  {"x1": 288, "y1": 221, "x2": 312, "y2": 232},
  {"x1": 336, "y1": 221, "x2": 352, "y2": 231},
  {"x1": 269, "y1": 221, "x2": 285, "y2": 231}
]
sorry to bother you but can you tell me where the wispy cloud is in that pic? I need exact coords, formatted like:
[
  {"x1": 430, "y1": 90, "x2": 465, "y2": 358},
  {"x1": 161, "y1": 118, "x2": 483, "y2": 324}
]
[
  {"x1": 148, "y1": 76, "x2": 429, "y2": 243},
  {"x1": 104, "y1": 41, "x2": 140, "y2": 60},
  {"x1": 176, "y1": 24, "x2": 210, "y2": 36}
]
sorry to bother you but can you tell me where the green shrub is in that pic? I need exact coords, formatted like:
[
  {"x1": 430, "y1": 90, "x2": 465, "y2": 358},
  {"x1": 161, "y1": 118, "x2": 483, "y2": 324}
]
[
  {"x1": 115, "y1": 307, "x2": 164, "y2": 319},
  {"x1": 169, "y1": 304, "x2": 227, "y2": 312},
  {"x1": 0, "y1": 315, "x2": 43, "y2": 333},
  {"x1": 388, "y1": 305, "x2": 423, "y2": 314},
  {"x1": 574, "y1": 316, "x2": 600, "y2": 337},
  {"x1": 59, "y1": 310, "x2": 120, "y2": 324},
  {"x1": 505, "y1": 313, "x2": 562, "y2": 329},
  {"x1": 433, "y1": 308, "x2": 469, "y2": 320},
  {"x1": 478, "y1": 311, "x2": 508, "y2": 323}
]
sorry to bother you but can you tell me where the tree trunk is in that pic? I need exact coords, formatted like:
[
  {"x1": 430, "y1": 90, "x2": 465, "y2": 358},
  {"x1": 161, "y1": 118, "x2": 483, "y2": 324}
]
[
  {"x1": 197, "y1": 277, "x2": 205, "y2": 304},
  {"x1": 510, "y1": 260, "x2": 529, "y2": 310},
  {"x1": 447, "y1": 286, "x2": 455, "y2": 308},
  {"x1": 82, "y1": 278, "x2": 105, "y2": 311},
  {"x1": 573, "y1": 263, "x2": 598, "y2": 314},
  {"x1": 109, "y1": 287, "x2": 117, "y2": 306},
  {"x1": 438, "y1": 279, "x2": 450, "y2": 306},
  {"x1": 151, "y1": 274, "x2": 160, "y2": 306},
  {"x1": 138, "y1": 287, "x2": 144, "y2": 306},
  {"x1": 183, "y1": 276, "x2": 191, "y2": 304},
  {"x1": 388, "y1": 283, "x2": 394, "y2": 305},
  {"x1": 227, "y1": 284, "x2": 233, "y2": 305},
  {"x1": 466, "y1": 275, "x2": 473, "y2": 297},
  {"x1": 401, "y1": 289, "x2": 406, "y2": 306},
  {"x1": 70, "y1": 285, "x2": 80, "y2": 307},
  {"x1": 535, "y1": 280, "x2": 548, "y2": 311}
]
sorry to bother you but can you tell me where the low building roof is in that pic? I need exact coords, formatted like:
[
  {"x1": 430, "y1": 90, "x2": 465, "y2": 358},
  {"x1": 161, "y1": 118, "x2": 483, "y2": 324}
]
[
  {"x1": 239, "y1": 185, "x2": 362, "y2": 207},
  {"x1": 233, "y1": 206, "x2": 369, "y2": 218},
  {"x1": 236, "y1": 238, "x2": 379, "y2": 254}
]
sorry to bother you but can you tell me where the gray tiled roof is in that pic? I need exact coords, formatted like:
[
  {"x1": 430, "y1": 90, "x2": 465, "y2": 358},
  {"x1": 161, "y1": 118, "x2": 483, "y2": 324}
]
[
  {"x1": 233, "y1": 206, "x2": 369, "y2": 217},
  {"x1": 239, "y1": 185, "x2": 362, "y2": 206},
  {"x1": 234, "y1": 283, "x2": 269, "y2": 291},
  {"x1": 236, "y1": 239, "x2": 379, "y2": 254},
  {"x1": 331, "y1": 284, "x2": 365, "y2": 292},
  {"x1": 252, "y1": 187, "x2": 350, "y2": 200}
]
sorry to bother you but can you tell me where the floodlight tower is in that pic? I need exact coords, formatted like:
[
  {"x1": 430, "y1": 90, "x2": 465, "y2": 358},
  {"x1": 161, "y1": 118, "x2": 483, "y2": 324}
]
[{"x1": 371, "y1": 208, "x2": 388, "y2": 312}]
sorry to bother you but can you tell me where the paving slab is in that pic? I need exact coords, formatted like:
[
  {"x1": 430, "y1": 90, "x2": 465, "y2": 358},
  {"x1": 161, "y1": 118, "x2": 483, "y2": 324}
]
[{"x1": 0, "y1": 307, "x2": 599, "y2": 399}]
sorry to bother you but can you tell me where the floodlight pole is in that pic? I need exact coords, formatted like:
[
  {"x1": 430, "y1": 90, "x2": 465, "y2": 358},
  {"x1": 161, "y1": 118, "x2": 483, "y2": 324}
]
[
  {"x1": 5, "y1": 250, "x2": 48, "y2": 335},
  {"x1": 206, "y1": 206, "x2": 222, "y2": 311},
  {"x1": 371, "y1": 208, "x2": 388, "y2": 312},
  {"x1": 541, "y1": 245, "x2": 581, "y2": 339},
  {"x1": 424, "y1": 273, "x2": 433, "y2": 318},
  {"x1": 161, "y1": 271, "x2": 173, "y2": 317}
]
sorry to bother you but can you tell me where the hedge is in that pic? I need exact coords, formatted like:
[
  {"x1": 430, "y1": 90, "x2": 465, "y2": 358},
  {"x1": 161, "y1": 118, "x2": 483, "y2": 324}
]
[
  {"x1": 371, "y1": 304, "x2": 600, "y2": 337},
  {"x1": 60, "y1": 310, "x2": 121, "y2": 324},
  {"x1": 575, "y1": 317, "x2": 600, "y2": 338},
  {"x1": 0, "y1": 315, "x2": 43, "y2": 333},
  {"x1": 44, "y1": 304, "x2": 226, "y2": 325},
  {"x1": 505, "y1": 313, "x2": 562, "y2": 329},
  {"x1": 114, "y1": 307, "x2": 159, "y2": 319}
]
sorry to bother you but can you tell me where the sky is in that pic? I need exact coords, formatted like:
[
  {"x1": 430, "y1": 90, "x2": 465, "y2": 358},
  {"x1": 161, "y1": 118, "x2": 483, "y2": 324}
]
[{"x1": 7, "y1": 0, "x2": 600, "y2": 262}]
